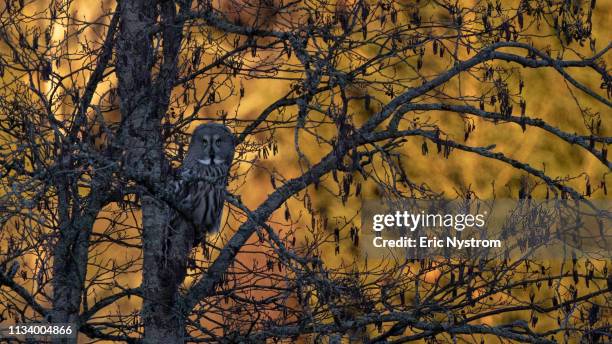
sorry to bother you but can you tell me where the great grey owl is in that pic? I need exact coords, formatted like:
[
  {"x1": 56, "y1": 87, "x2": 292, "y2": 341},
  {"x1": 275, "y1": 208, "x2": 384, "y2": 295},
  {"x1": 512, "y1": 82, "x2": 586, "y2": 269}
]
[{"x1": 172, "y1": 123, "x2": 235, "y2": 246}]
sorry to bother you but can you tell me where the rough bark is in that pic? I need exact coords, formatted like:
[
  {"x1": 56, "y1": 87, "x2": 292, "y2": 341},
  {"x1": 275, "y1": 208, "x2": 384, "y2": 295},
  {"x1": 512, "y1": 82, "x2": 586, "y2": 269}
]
[
  {"x1": 51, "y1": 148, "x2": 110, "y2": 344},
  {"x1": 140, "y1": 197, "x2": 188, "y2": 343},
  {"x1": 51, "y1": 199, "x2": 102, "y2": 344},
  {"x1": 116, "y1": 0, "x2": 190, "y2": 342}
]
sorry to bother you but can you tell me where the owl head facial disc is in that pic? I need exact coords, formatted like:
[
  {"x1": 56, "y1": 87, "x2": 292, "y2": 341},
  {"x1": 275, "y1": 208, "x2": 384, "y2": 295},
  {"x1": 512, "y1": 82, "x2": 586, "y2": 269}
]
[{"x1": 185, "y1": 123, "x2": 236, "y2": 168}]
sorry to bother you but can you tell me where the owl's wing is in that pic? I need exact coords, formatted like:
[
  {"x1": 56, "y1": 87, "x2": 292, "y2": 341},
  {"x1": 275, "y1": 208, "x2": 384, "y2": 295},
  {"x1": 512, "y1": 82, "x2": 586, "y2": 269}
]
[{"x1": 169, "y1": 173, "x2": 200, "y2": 226}]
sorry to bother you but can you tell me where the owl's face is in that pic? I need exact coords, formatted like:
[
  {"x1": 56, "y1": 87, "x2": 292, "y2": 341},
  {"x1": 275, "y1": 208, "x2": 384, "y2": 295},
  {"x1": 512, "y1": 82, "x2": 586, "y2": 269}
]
[{"x1": 186, "y1": 123, "x2": 235, "y2": 167}]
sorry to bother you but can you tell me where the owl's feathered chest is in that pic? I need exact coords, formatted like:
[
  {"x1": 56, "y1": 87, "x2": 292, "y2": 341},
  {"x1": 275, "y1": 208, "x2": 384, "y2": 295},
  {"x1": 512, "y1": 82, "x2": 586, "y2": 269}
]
[
  {"x1": 174, "y1": 164, "x2": 227, "y2": 200},
  {"x1": 171, "y1": 163, "x2": 229, "y2": 234},
  {"x1": 177, "y1": 163, "x2": 229, "y2": 186}
]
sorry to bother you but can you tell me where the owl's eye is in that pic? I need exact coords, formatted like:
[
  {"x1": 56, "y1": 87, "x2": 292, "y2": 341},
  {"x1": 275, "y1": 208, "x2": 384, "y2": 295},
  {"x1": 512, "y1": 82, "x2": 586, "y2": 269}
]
[
  {"x1": 202, "y1": 138, "x2": 208, "y2": 146},
  {"x1": 215, "y1": 138, "x2": 222, "y2": 146}
]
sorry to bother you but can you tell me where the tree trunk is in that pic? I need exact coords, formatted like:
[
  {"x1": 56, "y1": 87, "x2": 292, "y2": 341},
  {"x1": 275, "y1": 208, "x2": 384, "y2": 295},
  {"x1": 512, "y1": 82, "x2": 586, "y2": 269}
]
[
  {"x1": 116, "y1": 0, "x2": 189, "y2": 342},
  {"x1": 140, "y1": 197, "x2": 187, "y2": 343},
  {"x1": 52, "y1": 213, "x2": 96, "y2": 344},
  {"x1": 51, "y1": 153, "x2": 107, "y2": 343}
]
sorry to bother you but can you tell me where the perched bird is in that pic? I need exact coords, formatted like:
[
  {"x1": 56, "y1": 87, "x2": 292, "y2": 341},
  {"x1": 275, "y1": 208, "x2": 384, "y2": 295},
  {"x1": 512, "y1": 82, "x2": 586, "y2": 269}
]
[{"x1": 173, "y1": 123, "x2": 235, "y2": 246}]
